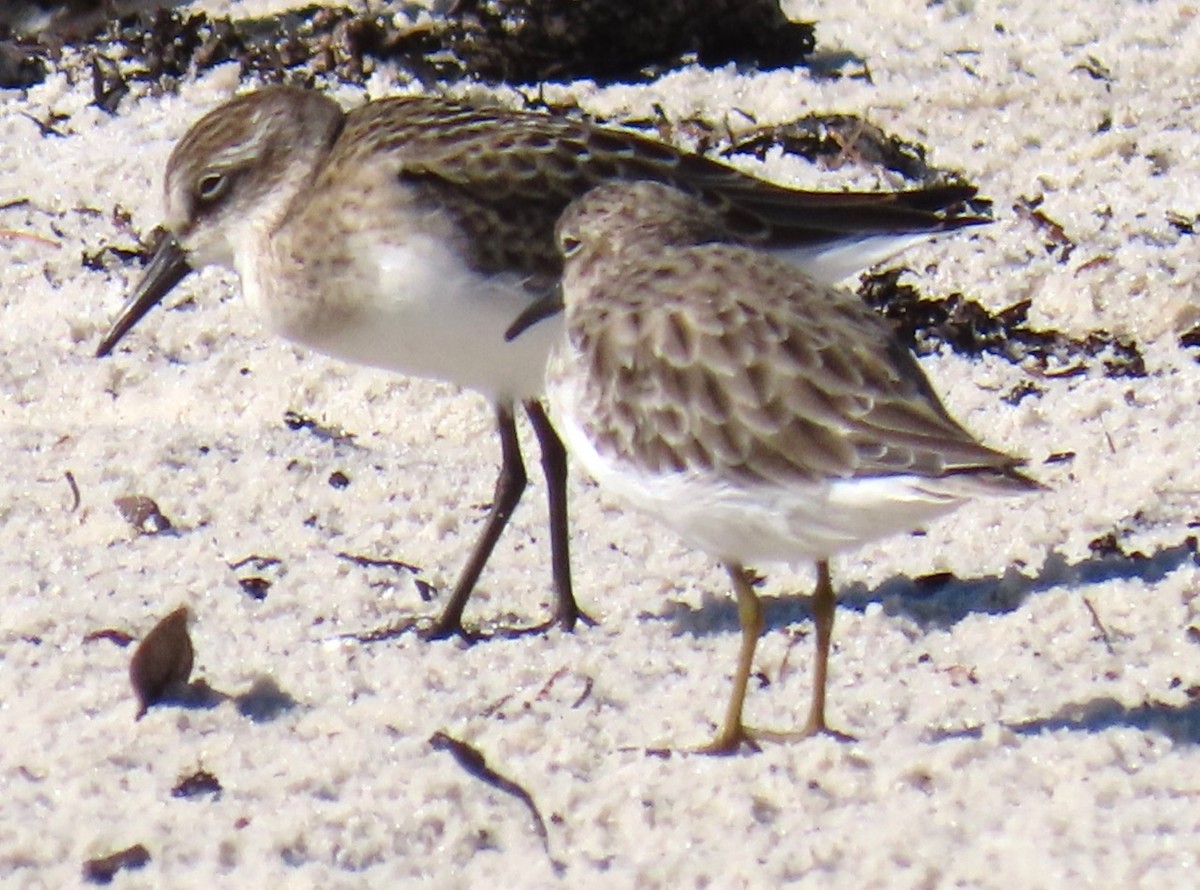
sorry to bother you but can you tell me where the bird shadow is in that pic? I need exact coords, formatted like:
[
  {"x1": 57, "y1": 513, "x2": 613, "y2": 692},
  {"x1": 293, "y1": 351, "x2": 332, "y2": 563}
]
[
  {"x1": 657, "y1": 537, "x2": 1198, "y2": 636},
  {"x1": 929, "y1": 694, "x2": 1200, "y2": 746},
  {"x1": 653, "y1": 537, "x2": 1200, "y2": 744}
]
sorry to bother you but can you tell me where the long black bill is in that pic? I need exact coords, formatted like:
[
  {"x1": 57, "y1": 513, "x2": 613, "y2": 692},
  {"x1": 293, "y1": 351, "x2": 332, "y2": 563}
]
[
  {"x1": 95, "y1": 233, "x2": 193, "y2": 358},
  {"x1": 504, "y1": 287, "x2": 565, "y2": 343}
]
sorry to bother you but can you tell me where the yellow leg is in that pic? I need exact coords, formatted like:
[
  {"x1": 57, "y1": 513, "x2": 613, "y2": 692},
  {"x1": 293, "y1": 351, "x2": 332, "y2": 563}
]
[
  {"x1": 699, "y1": 562, "x2": 765, "y2": 755},
  {"x1": 798, "y1": 559, "x2": 853, "y2": 740}
]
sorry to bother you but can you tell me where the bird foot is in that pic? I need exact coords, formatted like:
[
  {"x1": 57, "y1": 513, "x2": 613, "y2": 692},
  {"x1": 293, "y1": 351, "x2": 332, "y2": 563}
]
[
  {"x1": 692, "y1": 718, "x2": 856, "y2": 755},
  {"x1": 482, "y1": 604, "x2": 599, "y2": 640},
  {"x1": 756, "y1": 720, "x2": 857, "y2": 744},
  {"x1": 346, "y1": 601, "x2": 598, "y2": 645}
]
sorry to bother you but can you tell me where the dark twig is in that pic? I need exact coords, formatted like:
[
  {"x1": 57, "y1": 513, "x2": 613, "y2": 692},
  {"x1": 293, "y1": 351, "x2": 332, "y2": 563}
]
[
  {"x1": 428, "y1": 731, "x2": 560, "y2": 869},
  {"x1": 82, "y1": 844, "x2": 150, "y2": 884},
  {"x1": 335, "y1": 551, "x2": 422, "y2": 574},
  {"x1": 64, "y1": 470, "x2": 81, "y2": 512},
  {"x1": 1082, "y1": 597, "x2": 1116, "y2": 655}
]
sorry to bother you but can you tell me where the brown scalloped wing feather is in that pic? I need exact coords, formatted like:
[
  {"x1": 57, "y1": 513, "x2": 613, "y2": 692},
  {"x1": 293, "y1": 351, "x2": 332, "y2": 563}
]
[
  {"x1": 567, "y1": 245, "x2": 1027, "y2": 488},
  {"x1": 332, "y1": 97, "x2": 987, "y2": 277}
]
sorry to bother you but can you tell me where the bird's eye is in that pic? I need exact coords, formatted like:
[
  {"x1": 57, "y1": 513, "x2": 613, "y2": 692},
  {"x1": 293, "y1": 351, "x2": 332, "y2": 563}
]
[
  {"x1": 559, "y1": 233, "x2": 582, "y2": 258},
  {"x1": 195, "y1": 171, "x2": 227, "y2": 204}
]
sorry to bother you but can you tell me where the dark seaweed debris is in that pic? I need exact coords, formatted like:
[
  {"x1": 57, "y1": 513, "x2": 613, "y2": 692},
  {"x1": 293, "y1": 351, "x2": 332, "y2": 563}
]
[
  {"x1": 81, "y1": 1, "x2": 813, "y2": 94},
  {"x1": 725, "y1": 114, "x2": 951, "y2": 185},
  {"x1": 282, "y1": 409, "x2": 358, "y2": 447},
  {"x1": 0, "y1": 39, "x2": 46, "y2": 87},
  {"x1": 1182, "y1": 323, "x2": 1200, "y2": 362},
  {"x1": 860, "y1": 268, "x2": 1147, "y2": 379},
  {"x1": 171, "y1": 768, "x2": 222, "y2": 799},
  {"x1": 421, "y1": 0, "x2": 815, "y2": 83},
  {"x1": 94, "y1": 5, "x2": 382, "y2": 89}
]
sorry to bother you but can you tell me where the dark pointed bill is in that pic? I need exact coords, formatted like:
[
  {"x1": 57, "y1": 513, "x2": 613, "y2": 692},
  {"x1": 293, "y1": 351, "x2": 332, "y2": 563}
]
[
  {"x1": 504, "y1": 287, "x2": 565, "y2": 343},
  {"x1": 95, "y1": 233, "x2": 193, "y2": 358}
]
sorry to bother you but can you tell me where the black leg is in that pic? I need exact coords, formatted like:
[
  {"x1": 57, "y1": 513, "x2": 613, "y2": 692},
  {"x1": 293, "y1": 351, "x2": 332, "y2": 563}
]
[
  {"x1": 421, "y1": 402, "x2": 527, "y2": 641},
  {"x1": 524, "y1": 399, "x2": 594, "y2": 632}
]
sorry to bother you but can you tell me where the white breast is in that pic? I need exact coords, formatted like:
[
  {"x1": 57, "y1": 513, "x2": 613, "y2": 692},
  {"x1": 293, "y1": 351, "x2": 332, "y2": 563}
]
[{"x1": 243, "y1": 230, "x2": 561, "y2": 402}]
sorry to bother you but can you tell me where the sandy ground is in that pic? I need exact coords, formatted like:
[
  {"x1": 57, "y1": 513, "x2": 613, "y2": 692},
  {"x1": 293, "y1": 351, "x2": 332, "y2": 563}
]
[{"x1": 2, "y1": 0, "x2": 1200, "y2": 886}]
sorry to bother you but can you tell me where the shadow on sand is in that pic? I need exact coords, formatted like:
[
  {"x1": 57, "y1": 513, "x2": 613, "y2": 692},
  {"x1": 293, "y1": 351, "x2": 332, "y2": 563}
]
[
  {"x1": 928, "y1": 695, "x2": 1200, "y2": 745},
  {"x1": 658, "y1": 536, "x2": 1198, "y2": 635},
  {"x1": 654, "y1": 536, "x2": 1200, "y2": 742}
]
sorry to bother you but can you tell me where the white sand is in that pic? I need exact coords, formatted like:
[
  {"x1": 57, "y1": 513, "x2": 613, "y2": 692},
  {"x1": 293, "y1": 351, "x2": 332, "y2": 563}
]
[{"x1": 2, "y1": 0, "x2": 1200, "y2": 885}]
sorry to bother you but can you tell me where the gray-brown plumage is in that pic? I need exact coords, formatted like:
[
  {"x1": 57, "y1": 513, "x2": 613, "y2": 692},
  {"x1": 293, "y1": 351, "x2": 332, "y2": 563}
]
[
  {"x1": 523, "y1": 181, "x2": 1039, "y2": 752},
  {"x1": 96, "y1": 85, "x2": 988, "y2": 642},
  {"x1": 563, "y1": 220, "x2": 1028, "y2": 492}
]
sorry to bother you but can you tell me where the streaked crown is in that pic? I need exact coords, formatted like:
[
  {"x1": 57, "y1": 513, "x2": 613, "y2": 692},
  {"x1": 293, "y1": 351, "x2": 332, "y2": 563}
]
[{"x1": 162, "y1": 86, "x2": 344, "y2": 268}]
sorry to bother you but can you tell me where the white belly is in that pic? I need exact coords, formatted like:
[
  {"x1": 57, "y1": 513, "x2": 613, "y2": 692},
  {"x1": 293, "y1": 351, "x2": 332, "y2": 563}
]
[
  {"x1": 242, "y1": 232, "x2": 560, "y2": 402},
  {"x1": 547, "y1": 374, "x2": 973, "y2": 565},
  {"x1": 235, "y1": 222, "x2": 929, "y2": 404}
]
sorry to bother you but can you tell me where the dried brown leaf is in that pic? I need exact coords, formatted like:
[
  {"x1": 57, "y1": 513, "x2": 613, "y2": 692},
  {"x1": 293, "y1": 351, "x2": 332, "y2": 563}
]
[
  {"x1": 114, "y1": 494, "x2": 173, "y2": 534},
  {"x1": 82, "y1": 843, "x2": 150, "y2": 884},
  {"x1": 129, "y1": 606, "x2": 193, "y2": 719},
  {"x1": 171, "y1": 768, "x2": 222, "y2": 799}
]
